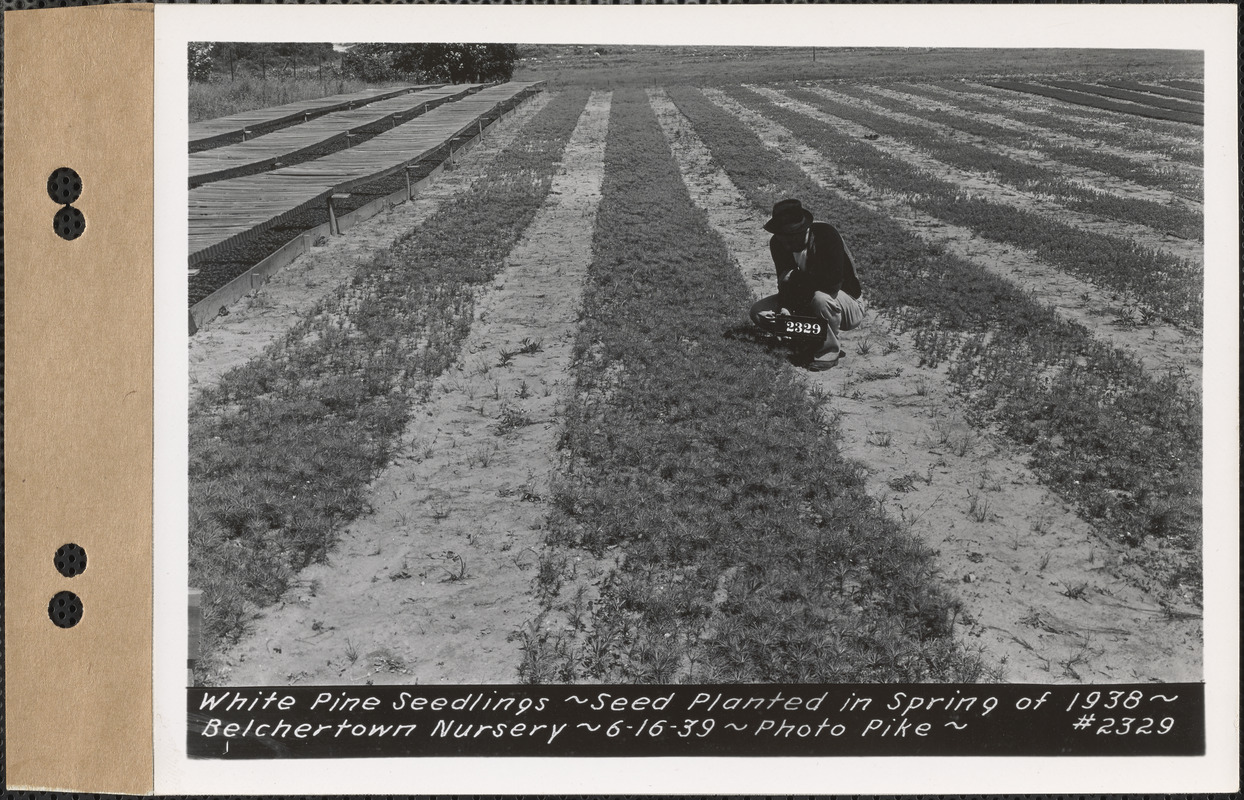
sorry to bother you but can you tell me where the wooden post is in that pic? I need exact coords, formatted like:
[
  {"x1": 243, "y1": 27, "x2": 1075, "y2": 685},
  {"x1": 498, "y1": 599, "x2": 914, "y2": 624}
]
[
  {"x1": 327, "y1": 194, "x2": 340, "y2": 235},
  {"x1": 241, "y1": 128, "x2": 251, "y2": 141},
  {"x1": 404, "y1": 165, "x2": 413, "y2": 200}
]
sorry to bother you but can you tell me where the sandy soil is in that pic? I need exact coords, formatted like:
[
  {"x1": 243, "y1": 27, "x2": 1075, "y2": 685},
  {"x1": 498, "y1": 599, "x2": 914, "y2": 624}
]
[
  {"x1": 188, "y1": 92, "x2": 551, "y2": 398},
  {"x1": 810, "y1": 84, "x2": 1200, "y2": 216},
  {"x1": 757, "y1": 86, "x2": 1202, "y2": 266},
  {"x1": 211, "y1": 91, "x2": 613, "y2": 686},
  {"x1": 650, "y1": 88, "x2": 1201, "y2": 683},
  {"x1": 704, "y1": 89, "x2": 1202, "y2": 385},
  {"x1": 861, "y1": 84, "x2": 1204, "y2": 198}
]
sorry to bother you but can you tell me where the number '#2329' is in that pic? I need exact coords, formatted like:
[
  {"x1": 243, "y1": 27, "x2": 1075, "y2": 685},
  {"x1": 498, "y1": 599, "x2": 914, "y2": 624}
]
[{"x1": 783, "y1": 319, "x2": 824, "y2": 336}]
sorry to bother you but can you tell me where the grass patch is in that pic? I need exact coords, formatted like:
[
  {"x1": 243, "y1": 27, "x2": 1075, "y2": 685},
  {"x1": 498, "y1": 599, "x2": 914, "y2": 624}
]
[
  {"x1": 188, "y1": 88, "x2": 592, "y2": 682},
  {"x1": 534, "y1": 88, "x2": 989, "y2": 685}
]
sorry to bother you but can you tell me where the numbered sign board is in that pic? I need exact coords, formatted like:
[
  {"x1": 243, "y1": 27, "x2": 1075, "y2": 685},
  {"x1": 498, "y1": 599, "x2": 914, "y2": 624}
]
[{"x1": 777, "y1": 314, "x2": 826, "y2": 341}]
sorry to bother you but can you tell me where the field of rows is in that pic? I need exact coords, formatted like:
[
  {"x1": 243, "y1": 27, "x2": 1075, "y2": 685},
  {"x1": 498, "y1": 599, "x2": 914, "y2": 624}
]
[{"x1": 189, "y1": 70, "x2": 1205, "y2": 687}]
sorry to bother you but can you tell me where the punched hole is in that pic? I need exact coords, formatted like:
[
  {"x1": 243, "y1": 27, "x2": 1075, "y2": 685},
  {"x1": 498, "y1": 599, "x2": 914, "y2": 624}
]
[
  {"x1": 47, "y1": 167, "x2": 83, "y2": 205},
  {"x1": 49, "y1": 591, "x2": 84, "y2": 628},
  {"x1": 55, "y1": 543, "x2": 88, "y2": 577},
  {"x1": 53, "y1": 205, "x2": 86, "y2": 241}
]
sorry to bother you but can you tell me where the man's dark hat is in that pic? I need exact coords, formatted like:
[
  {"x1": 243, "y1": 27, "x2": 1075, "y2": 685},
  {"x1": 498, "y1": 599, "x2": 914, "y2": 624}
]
[{"x1": 764, "y1": 198, "x2": 814, "y2": 234}]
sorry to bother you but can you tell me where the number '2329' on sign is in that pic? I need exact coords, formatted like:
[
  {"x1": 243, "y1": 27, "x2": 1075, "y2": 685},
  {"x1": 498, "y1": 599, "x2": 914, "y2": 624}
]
[{"x1": 782, "y1": 316, "x2": 825, "y2": 338}]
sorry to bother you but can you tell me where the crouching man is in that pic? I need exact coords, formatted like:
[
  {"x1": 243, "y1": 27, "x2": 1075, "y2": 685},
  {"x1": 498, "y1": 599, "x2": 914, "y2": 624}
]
[{"x1": 750, "y1": 199, "x2": 864, "y2": 370}]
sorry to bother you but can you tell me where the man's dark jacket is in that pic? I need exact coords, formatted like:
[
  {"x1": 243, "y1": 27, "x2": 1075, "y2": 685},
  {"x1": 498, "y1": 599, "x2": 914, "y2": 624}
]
[{"x1": 770, "y1": 221, "x2": 862, "y2": 306}]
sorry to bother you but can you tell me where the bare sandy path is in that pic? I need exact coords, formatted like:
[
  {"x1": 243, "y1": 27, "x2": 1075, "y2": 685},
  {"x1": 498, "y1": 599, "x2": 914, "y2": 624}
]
[
  {"x1": 861, "y1": 83, "x2": 1203, "y2": 199},
  {"x1": 703, "y1": 89, "x2": 1202, "y2": 384},
  {"x1": 753, "y1": 86, "x2": 1202, "y2": 266},
  {"x1": 188, "y1": 92, "x2": 551, "y2": 398},
  {"x1": 213, "y1": 91, "x2": 612, "y2": 686},
  {"x1": 807, "y1": 84, "x2": 1200, "y2": 216},
  {"x1": 651, "y1": 88, "x2": 1200, "y2": 683}
]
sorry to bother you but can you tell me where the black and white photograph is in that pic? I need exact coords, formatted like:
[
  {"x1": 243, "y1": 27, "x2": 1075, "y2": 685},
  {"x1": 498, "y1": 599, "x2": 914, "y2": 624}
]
[
  {"x1": 186, "y1": 38, "x2": 1206, "y2": 687},
  {"x1": 157, "y1": 3, "x2": 1236, "y2": 792}
]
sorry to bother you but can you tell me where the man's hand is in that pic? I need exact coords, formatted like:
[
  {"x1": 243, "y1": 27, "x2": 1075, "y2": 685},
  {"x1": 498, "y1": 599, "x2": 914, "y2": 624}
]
[{"x1": 756, "y1": 308, "x2": 791, "y2": 323}]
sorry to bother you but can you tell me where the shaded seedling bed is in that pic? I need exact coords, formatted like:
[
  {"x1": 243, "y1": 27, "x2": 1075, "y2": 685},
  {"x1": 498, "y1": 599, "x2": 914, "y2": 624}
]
[{"x1": 189, "y1": 105, "x2": 519, "y2": 306}]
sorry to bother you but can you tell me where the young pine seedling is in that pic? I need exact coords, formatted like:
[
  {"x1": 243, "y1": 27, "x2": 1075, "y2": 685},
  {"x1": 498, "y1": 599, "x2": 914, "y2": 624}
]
[
  {"x1": 441, "y1": 552, "x2": 468, "y2": 582},
  {"x1": 867, "y1": 429, "x2": 894, "y2": 447},
  {"x1": 966, "y1": 490, "x2": 990, "y2": 523}
]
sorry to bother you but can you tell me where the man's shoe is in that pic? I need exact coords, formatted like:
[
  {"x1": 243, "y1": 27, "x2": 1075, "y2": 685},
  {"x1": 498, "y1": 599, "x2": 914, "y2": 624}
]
[
  {"x1": 790, "y1": 349, "x2": 843, "y2": 370},
  {"x1": 805, "y1": 353, "x2": 841, "y2": 371}
]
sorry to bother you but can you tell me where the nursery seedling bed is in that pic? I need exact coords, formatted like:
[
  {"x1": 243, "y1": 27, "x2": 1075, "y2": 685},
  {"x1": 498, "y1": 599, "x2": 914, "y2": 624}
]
[
  {"x1": 1042, "y1": 80, "x2": 1204, "y2": 116},
  {"x1": 1098, "y1": 80, "x2": 1203, "y2": 103},
  {"x1": 734, "y1": 85, "x2": 1202, "y2": 327},
  {"x1": 958, "y1": 81, "x2": 1204, "y2": 146},
  {"x1": 187, "y1": 91, "x2": 555, "y2": 398},
  {"x1": 668, "y1": 84, "x2": 1201, "y2": 604},
  {"x1": 937, "y1": 82, "x2": 1204, "y2": 164},
  {"x1": 212, "y1": 91, "x2": 614, "y2": 687},
  {"x1": 188, "y1": 88, "x2": 540, "y2": 306},
  {"x1": 189, "y1": 88, "x2": 591, "y2": 683},
  {"x1": 892, "y1": 82, "x2": 1204, "y2": 176},
  {"x1": 849, "y1": 83, "x2": 1204, "y2": 203},
  {"x1": 186, "y1": 150, "x2": 445, "y2": 306},
  {"x1": 188, "y1": 84, "x2": 463, "y2": 186},
  {"x1": 792, "y1": 84, "x2": 1203, "y2": 242},
  {"x1": 706, "y1": 86, "x2": 1200, "y2": 383},
  {"x1": 539, "y1": 87, "x2": 983, "y2": 683},
  {"x1": 187, "y1": 55, "x2": 1206, "y2": 688},
  {"x1": 650, "y1": 87, "x2": 1201, "y2": 682},
  {"x1": 986, "y1": 80, "x2": 1202, "y2": 126},
  {"x1": 1161, "y1": 79, "x2": 1204, "y2": 92},
  {"x1": 189, "y1": 84, "x2": 420, "y2": 152},
  {"x1": 188, "y1": 82, "x2": 543, "y2": 266}
]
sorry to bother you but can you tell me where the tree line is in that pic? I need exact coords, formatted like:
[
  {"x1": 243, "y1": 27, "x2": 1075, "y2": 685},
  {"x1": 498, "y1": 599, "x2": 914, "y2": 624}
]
[{"x1": 189, "y1": 43, "x2": 519, "y2": 84}]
